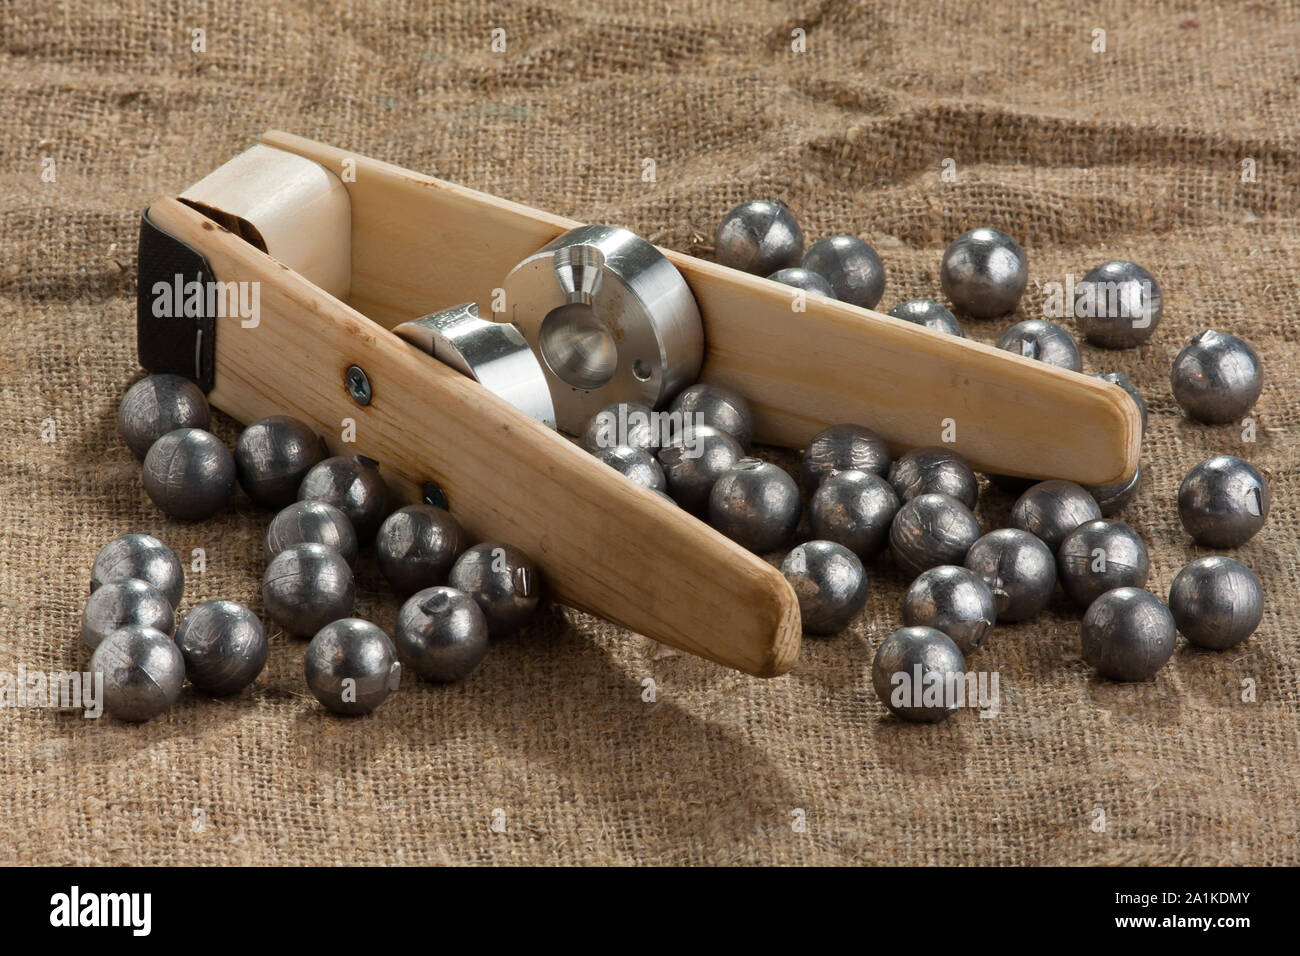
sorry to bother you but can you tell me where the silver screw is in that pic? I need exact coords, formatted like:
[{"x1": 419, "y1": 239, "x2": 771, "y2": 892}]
[{"x1": 345, "y1": 365, "x2": 372, "y2": 405}]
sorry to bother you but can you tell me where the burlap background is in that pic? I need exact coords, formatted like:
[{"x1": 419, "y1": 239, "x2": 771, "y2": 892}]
[{"x1": 2, "y1": 0, "x2": 1297, "y2": 865}]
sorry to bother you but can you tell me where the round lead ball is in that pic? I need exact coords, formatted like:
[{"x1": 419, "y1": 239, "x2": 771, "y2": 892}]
[
  {"x1": 1168, "y1": 556, "x2": 1263, "y2": 650},
  {"x1": 871, "y1": 626, "x2": 967, "y2": 723},
  {"x1": 395, "y1": 586, "x2": 490, "y2": 683},
  {"x1": 963, "y1": 528, "x2": 1056, "y2": 622},
  {"x1": 81, "y1": 578, "x2": 174, "y2": 652},
  {"x1": 1080, "y1": 588, "x2": 1176, "y2": 682},
  {"x1": 90, "y1": 624, "x2": 186, "y2": 722},
  {"x1": 889, "y1": 493, "x2": 981, "y2": 580},
  {"x1": 298, "y1": 455, "x2": 391, "y2": 544},
  {"x1": 888, "y1": 446, "x2": 978, "y2": 509},
  {"x1": 809, "y1": 469, "x2": 900, "y2": 560},
  {"x1": 779, "y1": 541, "x2": 870, "y2": 635},
  {"x1": 714, "y1": 200, "x2": 803, "y2": 276},
  {"x1": 262, "y1": 543, "x2": 356, "y2": 637},
  {"x1": 142, "y1": 428, "x2": 236, "y2": 520},
  {"x1": 173, "y1": 600, "x2": 267, "y2": 696},
  {"x1": 887, "y1": 299, "x2": 964, "y2": 336},
  {"x1": 376, "y1": 504, "x2": 466, "y2": 594},
  {"x1": 1010, "y1": 480, "x2": 1102, "y2": 553},
  {"x1": 902, "y1": 566, "x2": 997, "y2": 654},
  {"x1": 595, "y1": 445, "x2": 667, "y2": 492},
  {"x1": 1177, "y1": 455, "x2": 1270, "y2": 548},
  {"x1": 1073, "y1": 260, "x2": 1163, "y2": 348},
  {"x1": 1171, "y1": 330, "x2": 1263, "y2": 424},
  {"x1": 91, "y1": 533, "x2": 184, "y2": 607},
  {"x1": 304, "y1": 618, "x2": 401, "y2": 716},
  {"x1": 234, "y1": 415, "x2": 326, "y2": 510},
  {"x1": 940, "y1": 228, "x2": 1027, "y2": 319},
  {"x1": 447, "y1": 543, "x2": 542, "y2": 639},
  {"x1": 708, "y1": 458, "x2": 801, "y2": 554},
  {"x1": 801, "y1": 423, "x2": 891, "y2": 492},
  {"x1": 117, "y1": 373, "x2": 211, "y2": 459},
  {"x1": 768, "y1": 267, "x2": 835, "y2": 296},
  {"x1": 996, "y1": 319, "x2": 1082, "y2": 371},
  {"x1": 656, "y1": 423, "x2": 743, "y2": 514},
  {"x1": 801, "y1": 236, "x2": 886, "y2": 309},
  {"x1": 1057, "y1": 519, "x2": 1150, "y2": 608},
  {"x1": 579, "y1": 402, "x2": 659, "y2": 454},
  {"x1": 669, "y1": 383, "x2": 755, "y2": 450},
  {"x1": 265, "y1": 500, "x2": 358, "y2": 566}
]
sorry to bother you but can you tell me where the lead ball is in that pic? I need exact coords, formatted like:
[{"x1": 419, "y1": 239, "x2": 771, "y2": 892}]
[
  {"x1": 1177, "y1": 455, "x2": 1270, "y2": 548},
  {"x1": 809, "y1": 469, "x2": 900, "y2": 560},
  {"x1": 708, "y1": 458, "x2": 801, "y2": 554},
  {"x1": 90, "y1": 533, "x2": 184, "y2": 607},
  {"x1": 902, "y1": 565, "x2": 997, "y2": 654},
  {"x1": 889, "y1": 493, "x2": 981, "y2": 579},
  {"x1": 90, "y1": 624, "x2": 186, "y2": 722},
  {"x1": 395, "y1": 586, "x2": 490, "y2": 682},
  {"x1": 265, "y1": 500, "x2": 358, "y2": 566},
  {"x1": 940, "y1": 228, "x2": 1027, "y2": 319},
  {"x1": 888, "y1": 446, "x2": 979, "y2": 509},
  {"x1": 235, "y1": 415, "x2": 326, "y2": 509},
  {"x1": 173, "y1": 600, "x2": 267, "y2": 696},
  {"x1": 656, "y1": 423, "x2": 743, "y2": 513},
  {"x1": 142, "y1": 428, "x2": 236, "y2": 520},
  {"x1": 304, "y1": 618, "x2": 401, "y2": 716},
  {"x1": 963, "y1": 528, "x2": 1056, "y2": 622},
  {"x1": 1074, "y1": 260, "x2": 1163, "y2": 348},
  {"x1": 767, "y1": 267, "x2": 835, "y2": 296},
  {"x1": 871, "y1": 626, "x2": 967, "y2": 723},
  {"x1": 1010, "y1": 480, "x2": 1102, "y2": 552},
  {"x1": 580, "y1": 402, "x2": 659, "y2": 453},
  {"x1": 1080, "y1": 587, "x2": 1176, "y2": 682},
  {"x1": 117, "y1": 373, "x2": 211, "y2": 459},
  {"x1": 779, "y1": 540, "x2": 870, "y2": 635},
  {"x1": 1096, "y1": 371, "x2": 1148, "y2": 436},
  {"x1": 262, "y1": 542, "x2": 355, "y2": 637},
  {"x1": 887, "y1": 299, "x2": 964, "y2": 336},
  {"x1": 1168, "y1": 556, "x2": 1263, "y2": 650},
  {"x1": 669, "y1": 383, "x2": 755, "y2": 450},
  {"x1": 1084, "y1": 462, "x2": 1142, "y2": 517},
  {"x1": 1057, "y1": 519, "x2": 1150, "y2": 608},
  {"x1": 714, "y1": 200, "x2": 803, "y2": 275},
  {"x1": 448, "y1": 543, "x2": 542, "y2": 638},
  {"x1": 595, "y1": 444, "x2": 667, "y2": 492},
  {"x1": 801, "y1": 235, "x2": 886, "y2": 309},
  {"x1": 80, "y1": 578, "x2": 174, "y2": 651},
  {"x1": 1171, "y1": 329, "x2": 1263, "y2": 424},
  {"x1": 298, "y1": 455, "x2": 391, "y2": 544},
  {"x1": 996, "y1": 319, "x2": 1082, "y2": 371},
  {"x1": 376, "y1": 504, "x2": 466, "y2": 594},
  {"x1": 801, "y1": 423, "x2": 891, "y2": 492}
]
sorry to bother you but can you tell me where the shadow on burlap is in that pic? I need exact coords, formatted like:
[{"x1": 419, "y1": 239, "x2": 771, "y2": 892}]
[{"x1": 1, "y1": 1, "x2": 1297, "y2": 865}]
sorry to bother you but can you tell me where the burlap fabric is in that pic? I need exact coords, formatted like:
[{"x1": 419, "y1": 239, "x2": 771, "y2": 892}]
[{"x1": 2, "y1": 1, "x2": 1297, "y2": 866}]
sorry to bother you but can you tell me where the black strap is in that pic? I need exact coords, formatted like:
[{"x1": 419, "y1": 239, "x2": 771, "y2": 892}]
[{"x1": 136, "y1": 207, "x2": 217, "y2": 392}]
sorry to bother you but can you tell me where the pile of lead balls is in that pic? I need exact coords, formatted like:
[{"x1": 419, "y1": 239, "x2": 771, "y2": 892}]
[{"x1": 84, "y1": 375, "x2": 543, "y2": 722}]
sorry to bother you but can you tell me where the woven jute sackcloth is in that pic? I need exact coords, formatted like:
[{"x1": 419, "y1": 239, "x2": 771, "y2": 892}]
[{"x1": 2, "y1": 1, "x2": 1298, "y2": 866}]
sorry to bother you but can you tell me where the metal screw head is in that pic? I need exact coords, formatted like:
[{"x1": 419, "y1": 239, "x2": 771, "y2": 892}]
[
  {"x1": 345, "y1": 365, "x2": 372, "y2": 405},
  {"x1": 421, "y1": 481, "x2": 450, "y2": 510}
]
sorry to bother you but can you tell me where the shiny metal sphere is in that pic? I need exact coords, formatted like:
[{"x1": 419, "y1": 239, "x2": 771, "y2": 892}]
[
  {"x1": 996, "y1": 319, "x2": 1082, "y2": 371},
  {"x1": 265, "y1": 500, "x2": 358, "y2": 566},
  {"x1": 887, "y1": 298, "x2": 964, "y2": 336},
  {"x1": 81, "y1": 578, "x2": 174, "y2": 651},
  {"x1": 1168, "y1": 556, "x2": 1263, "y2": 650},
  {"x1": 940, "y1": 228, "x2": 1027, "y2": 319},
  {"x1": 447, "y1": 543, "x2": 542, "y2": 638},
  {"x1": 595, "y1": 444, "x2": 667, "y2": 492},
  {"x1": 1171, "y1": 329, "x2": 1263, "y2": 424},
  {"x1": 714, "y1": 200, "x2": 803, "y2": 275},
  {"x1": 90, "y1": 533, "x2": 184, "y2": 607},
  {"x1": 90, "y1": 624, "x2": 186, "y2": 722},
  {"x1": 801, "y1": 423, "x2": 891, "y2": 492},
  {"x1": 1084, "y1": 462, "x2": 1142, "y2": 517},
  {"x1": 1010, "y1": 480, "x2": 1102, "y2": 552},
  {"x1": 376, "y1": 504, "x2": 466, "y2": 594},
  {"x1": 142, "y1": 428, "x2": 236, "y2": 520},
  {"x1": 298, "y1": 455, "x2": 391, "y2": 544},
  {"x1": 888, "y1": 446, "x2": 978, "y2": 509},
  {"x1": 809, "y1": 468, "x2": 900, "y2": 560},
  {"x1": 902, "y1": 565, "x2": 997, "y2": 654},
  {"x1": 1096, "y1": 371, "x2": 1148, "y2": 436},
  {"x1": 1080, "y1": 587, "x2": 1176, "y2": 682},
  {"x1": 656, "y1": 423, "x2": 744, "y2": 513},
  {"x1": 1074, "y1": 260, "x2": 1163, "y2": 348},
  {"x1": 871, "y1": 626, "x2": 967, "y2": 722},
  {"x1": 889, "y1": 493, "x2": 981, "y2": 579},
  {"x1": 262, "y1": 543, "x2": 355, "y2": 637},
  {"x1": 963, "y1": 528, "x2": 1056, "y2": 622},
  {"x1": 1177, "y1": 455, "x2": 1270, "y2": 548},
  {"x1": 395, "y1": 586, "x2": 489, "y2": 682},
  {"x1": 234, "y1": 415, "x2": 326, "y2": 510},
  {"x1": 708, "y1": 458, "x2": 801, "y2": 554},
  {"x1": 579, "y1": 402, "x2": 659, "y2": 453},
  {"x1": 1057, "y1": 519, "x2": 1150, "y2": 608},
  {"x1": 668, "y1": 383, "x2": 755, "y2": 450},
  {"x1": 117, "y1": 373, "x2": 211, "y2": 459},
  {"x1": 304, "y1": 618, "x2": 401, "y2": 715},
  {"x1": 767, "y1": 267, "x2": 835, "y2": 296},
  {"x1": 779, "y1": 540, "x2": 870, "y2": 635},
  {"x1": 801, "y1": 235, "x2": 886, "y2": 309},
  {"x1": 173, "y1": 600, "x2": 267, "y2": 696}
]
